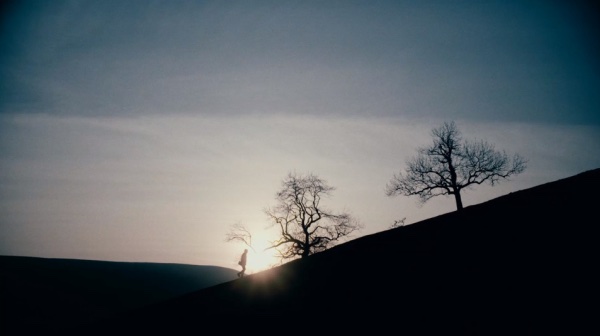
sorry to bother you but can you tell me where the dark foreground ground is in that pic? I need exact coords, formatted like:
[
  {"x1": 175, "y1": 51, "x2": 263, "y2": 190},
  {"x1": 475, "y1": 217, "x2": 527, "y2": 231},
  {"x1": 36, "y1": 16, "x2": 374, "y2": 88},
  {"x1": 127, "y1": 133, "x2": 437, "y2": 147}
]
[
  {"x1": 0, "y1": 257, "x2": 238, "y2": 333},
  {"x1": 71, "y1": 168, "x2": 599, "y2": 335}
]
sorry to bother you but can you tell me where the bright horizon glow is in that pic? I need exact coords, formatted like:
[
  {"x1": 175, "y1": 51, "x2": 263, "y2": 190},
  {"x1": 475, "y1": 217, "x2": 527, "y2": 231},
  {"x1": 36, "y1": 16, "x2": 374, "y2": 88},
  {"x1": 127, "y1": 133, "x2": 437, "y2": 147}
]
[
  {"x1": 237, "y1": 232, "x2": 282, "y2": 274},
  {"x1": 1, "y1": 113, "x2": 599, "y2": 270},
  {"x1": 246, "y1": 247, "x2": 279, "y2": 274}
]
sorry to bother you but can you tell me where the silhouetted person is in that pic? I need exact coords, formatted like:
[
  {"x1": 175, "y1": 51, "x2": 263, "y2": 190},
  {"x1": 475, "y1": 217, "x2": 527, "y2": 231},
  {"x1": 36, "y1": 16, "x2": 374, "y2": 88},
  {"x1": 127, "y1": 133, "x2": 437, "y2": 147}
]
[{"x1": 237, "y1": 249, "x2": 247, "y2": 278}]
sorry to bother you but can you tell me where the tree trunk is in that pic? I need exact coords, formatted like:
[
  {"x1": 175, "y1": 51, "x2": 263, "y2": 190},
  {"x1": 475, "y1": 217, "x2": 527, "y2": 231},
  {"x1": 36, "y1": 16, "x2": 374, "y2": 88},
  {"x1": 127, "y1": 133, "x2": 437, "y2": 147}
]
[
  {"x1": 454, "y1": 191, "x2": 463, "y2": 211},
  {"x1": 302, "y1": 233, "x2": 310, "y2": 258},
  {"x1": 448, "y1": 162, "x2": 463, "y2": 211}
]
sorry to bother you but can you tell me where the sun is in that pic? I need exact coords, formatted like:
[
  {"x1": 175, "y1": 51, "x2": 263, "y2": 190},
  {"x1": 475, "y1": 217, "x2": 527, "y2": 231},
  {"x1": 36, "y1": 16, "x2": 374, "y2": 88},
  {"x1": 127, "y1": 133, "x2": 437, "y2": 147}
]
[
  {"x1": 246, "y1": 234, "x2": 279, "y2": 274},
  {"x1": 246, "y1": 249, "x2": 276, "y2": 273}
]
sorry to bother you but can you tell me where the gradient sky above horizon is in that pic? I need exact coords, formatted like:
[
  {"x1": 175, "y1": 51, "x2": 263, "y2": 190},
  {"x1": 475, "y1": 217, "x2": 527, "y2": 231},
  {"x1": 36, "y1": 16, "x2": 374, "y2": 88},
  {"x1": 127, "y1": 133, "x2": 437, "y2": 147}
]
[{"x1": 1, "y1": 0, "x2": 599, "y2": 272}]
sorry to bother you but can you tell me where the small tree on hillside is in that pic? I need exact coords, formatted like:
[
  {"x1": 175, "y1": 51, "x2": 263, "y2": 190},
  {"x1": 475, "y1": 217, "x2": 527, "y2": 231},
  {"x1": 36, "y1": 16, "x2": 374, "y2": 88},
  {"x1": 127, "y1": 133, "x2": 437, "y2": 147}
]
[
  {"x1": 225, "y1": 222, "x2": 256, "y2": 252},
  {"x1": 385, "y1": 121, "x2": 527, "y2": 211},
  {"x1": 389, "y1": 217, "x2": 407, "y2": 229},
  {"x1": 265, "y1": 172, "x2": 362, "y2": 260}
]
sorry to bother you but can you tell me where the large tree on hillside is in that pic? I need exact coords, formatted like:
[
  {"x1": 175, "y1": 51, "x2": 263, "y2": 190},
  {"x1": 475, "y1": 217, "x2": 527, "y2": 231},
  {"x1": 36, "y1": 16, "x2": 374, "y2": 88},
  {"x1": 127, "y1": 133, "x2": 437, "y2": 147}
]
[
  {"x1": 265, "y1": 172, "x2": 362, "y2": 260},
  {"x1": 385, "y1": 121, "x2": 527, "y2": 211}
]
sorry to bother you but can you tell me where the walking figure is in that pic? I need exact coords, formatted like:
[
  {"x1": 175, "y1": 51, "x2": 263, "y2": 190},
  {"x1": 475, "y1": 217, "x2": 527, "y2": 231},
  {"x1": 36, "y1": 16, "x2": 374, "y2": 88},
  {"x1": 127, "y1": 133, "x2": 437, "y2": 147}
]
[{"x1": 237, "y1": 249, "x2": 248, "y2": 278}]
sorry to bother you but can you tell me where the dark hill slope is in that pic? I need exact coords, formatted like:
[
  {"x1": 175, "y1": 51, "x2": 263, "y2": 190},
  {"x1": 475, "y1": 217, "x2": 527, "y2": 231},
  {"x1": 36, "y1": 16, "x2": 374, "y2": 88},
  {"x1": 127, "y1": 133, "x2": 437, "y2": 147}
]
[
  {"x1": 86, "y1": 168, "x2": 599, "y2": 335},
  {"x1": 0, "y1": 257, "x2": 238, "y2": 333}
]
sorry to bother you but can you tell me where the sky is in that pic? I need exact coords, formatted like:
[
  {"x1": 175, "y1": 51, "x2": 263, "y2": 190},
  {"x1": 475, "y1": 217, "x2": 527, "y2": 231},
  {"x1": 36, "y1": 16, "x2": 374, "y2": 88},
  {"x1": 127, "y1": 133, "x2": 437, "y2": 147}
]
[{"x1": 1, "y1": 0, "x2": 599, "y2": 273}]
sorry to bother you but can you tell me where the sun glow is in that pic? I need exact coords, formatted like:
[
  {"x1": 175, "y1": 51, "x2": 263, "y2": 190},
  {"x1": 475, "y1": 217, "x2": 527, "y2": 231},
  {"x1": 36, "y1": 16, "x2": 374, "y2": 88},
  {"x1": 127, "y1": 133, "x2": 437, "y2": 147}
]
[{"x1": 245, "y1": 234, "x2": 280, "y2": 274}]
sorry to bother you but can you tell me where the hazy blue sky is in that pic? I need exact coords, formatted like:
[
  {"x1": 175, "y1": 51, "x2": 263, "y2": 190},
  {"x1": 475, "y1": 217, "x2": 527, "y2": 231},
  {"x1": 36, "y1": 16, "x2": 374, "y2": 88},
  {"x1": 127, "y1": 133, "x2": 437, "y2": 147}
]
[{"x1": 1, "y1": 0, "x2": 599, "y2": 272}]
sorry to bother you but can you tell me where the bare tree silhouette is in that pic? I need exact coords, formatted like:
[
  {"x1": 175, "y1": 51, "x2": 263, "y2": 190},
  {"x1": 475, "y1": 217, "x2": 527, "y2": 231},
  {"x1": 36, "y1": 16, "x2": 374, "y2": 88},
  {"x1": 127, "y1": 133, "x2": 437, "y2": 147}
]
[
  {"x1": 225, "y1": 222, "x2": 256, "y2": 252},
  {"x1": 265, "y1": 172, "x2": 362, "y2": 260},
  {"x1": 386, "y1": 121, "x2": 527, "y2": 211},
  {"x1": 389, "y1": 217, "x2": 407, "y2": 229}
]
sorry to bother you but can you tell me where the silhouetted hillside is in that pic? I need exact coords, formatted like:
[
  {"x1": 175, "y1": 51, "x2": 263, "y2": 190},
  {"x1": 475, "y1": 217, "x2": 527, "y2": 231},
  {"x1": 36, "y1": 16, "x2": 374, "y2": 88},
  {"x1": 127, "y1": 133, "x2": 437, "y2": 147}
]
[
  {"x1": 77, "y1": 168, "x2": 598, "y2": 335},
  {"x1": 0, "y1": 256, "x2": 238, "y2": 333},
  {"x1": 79, "y1": 169, "x2": 600, "y2": 335}
]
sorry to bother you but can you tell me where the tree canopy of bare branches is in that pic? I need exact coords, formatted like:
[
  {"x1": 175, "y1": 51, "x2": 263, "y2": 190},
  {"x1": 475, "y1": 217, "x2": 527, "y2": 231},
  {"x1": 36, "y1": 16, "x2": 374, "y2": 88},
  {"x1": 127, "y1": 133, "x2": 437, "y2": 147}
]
[
  {"x1": 224, "y1": 222, "x2": 255, "y2": 252},
  {"x1": 385, "y1": 121, "x2": 527, "y2": 211},
  {"x1": 265, "y1": 172, "x2": 362, "y2": 260}
]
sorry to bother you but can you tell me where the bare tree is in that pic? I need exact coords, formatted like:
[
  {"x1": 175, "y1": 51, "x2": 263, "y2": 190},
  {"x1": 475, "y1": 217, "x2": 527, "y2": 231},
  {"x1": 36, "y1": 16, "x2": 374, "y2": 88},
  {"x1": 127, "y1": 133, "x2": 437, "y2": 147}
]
[
  {"x1": 265, "y1": 172, "x2": 362, "y2": 260},
  {"x1": 385, "y1": 121, "x2": 527, "y2": 211},
  {"x1": 389, "y1": 217, "x2": 407, "y2": 229},
  {"x1": 225, "y1": 222, "x2": 256, "y2": 252}
]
